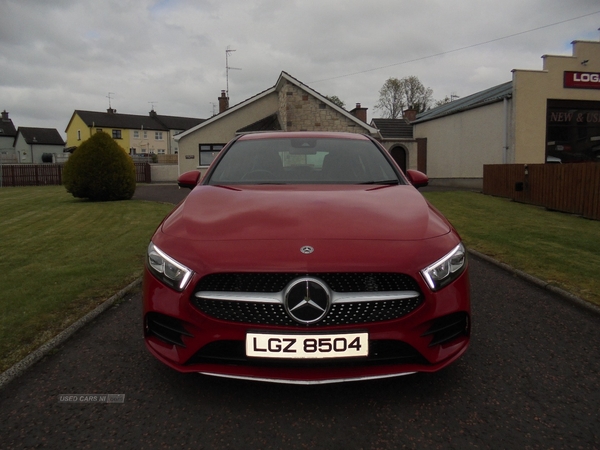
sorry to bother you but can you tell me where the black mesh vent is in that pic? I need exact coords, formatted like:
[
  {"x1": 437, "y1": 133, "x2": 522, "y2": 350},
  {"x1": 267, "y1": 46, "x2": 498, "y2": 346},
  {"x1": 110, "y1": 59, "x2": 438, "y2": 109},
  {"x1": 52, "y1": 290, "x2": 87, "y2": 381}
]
[
  {"x1": 422, "y1": 312, "x2": 470, "y2": 347},
  {"x1": 145, "y1": 312, "x2": 193, "y2": 347},
  {"x1": 192, "y1": 297, "x2": 423, "y2": 327},
  {"x1": 196, "y1": 272, "x2": 420, "y2": 293}
]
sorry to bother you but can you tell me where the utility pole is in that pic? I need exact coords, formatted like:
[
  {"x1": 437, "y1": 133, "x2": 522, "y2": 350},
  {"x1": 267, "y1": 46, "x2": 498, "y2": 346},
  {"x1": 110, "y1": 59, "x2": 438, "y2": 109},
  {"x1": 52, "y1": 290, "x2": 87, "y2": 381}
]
[{"x1": 225, "y1": 46, "x2": 242, "y2": 97}]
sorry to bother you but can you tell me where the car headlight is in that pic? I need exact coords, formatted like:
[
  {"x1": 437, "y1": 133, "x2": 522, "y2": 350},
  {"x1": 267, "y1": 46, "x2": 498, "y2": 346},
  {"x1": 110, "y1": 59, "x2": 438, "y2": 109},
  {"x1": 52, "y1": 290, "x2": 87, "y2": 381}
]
[
  {"x1": 421, "y1": 243, "x2": 467, "y2": 291},
  {"x1": 147, "y1": 242, "x2": 193, "y2": 291}
]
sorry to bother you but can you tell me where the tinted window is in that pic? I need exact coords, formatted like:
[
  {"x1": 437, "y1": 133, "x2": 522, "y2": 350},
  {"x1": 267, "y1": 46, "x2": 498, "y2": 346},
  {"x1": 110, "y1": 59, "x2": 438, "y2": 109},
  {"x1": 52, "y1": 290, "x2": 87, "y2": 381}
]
[{"x1": 208, "y1": 137, "x2": 401, "y2": 185}]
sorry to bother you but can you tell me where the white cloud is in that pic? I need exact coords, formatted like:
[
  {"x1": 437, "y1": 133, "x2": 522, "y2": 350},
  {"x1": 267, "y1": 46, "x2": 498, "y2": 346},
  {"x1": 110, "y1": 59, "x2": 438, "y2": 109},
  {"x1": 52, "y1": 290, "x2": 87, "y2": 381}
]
[{"x1": 0, "y1": 0, "x2": 599, "y2": 135}]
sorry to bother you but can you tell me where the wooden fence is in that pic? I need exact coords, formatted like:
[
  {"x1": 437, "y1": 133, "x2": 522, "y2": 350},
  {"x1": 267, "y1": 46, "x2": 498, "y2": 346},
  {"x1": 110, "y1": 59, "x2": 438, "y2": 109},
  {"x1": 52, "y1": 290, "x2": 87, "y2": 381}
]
[
  {"x1": 483, "y1": 163, "x2": 600, "y2": 220},
  {"x1": 156, "y1": 154, "x2": 178, "y2": 164},
  {"x1": 1, "y1": 163, "x2": 151, "y2": 187}
]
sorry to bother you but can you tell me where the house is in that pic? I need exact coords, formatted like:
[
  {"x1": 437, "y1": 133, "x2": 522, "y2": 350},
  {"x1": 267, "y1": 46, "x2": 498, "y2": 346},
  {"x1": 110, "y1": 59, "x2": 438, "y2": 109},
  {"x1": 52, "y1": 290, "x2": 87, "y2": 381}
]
[
  {"x1": 13, "y1": 127, "x2": 65, "y2": 164},
  {"x1": 0, "y1": 110, "x2": 18, "y2": 163},
  {"x1": 370, "y1": 116, "x2": 420, "y2": 174},
  {"x1": 175, "y1": 71, "x2": 380, "y2": 175},
  {"x1": 412, "y1": 37, "x2": 600, "y2": 188},
  {"x1": 65, "y1": 109, "x2": 205, "y2": 156}
]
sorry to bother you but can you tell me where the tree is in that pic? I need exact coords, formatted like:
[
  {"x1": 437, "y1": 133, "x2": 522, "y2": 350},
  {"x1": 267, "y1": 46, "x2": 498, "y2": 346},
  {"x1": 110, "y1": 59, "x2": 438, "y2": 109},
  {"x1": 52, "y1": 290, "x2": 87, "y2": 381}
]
[
  {"x1": 374, "y1": 76, "x2": 433, "y2": 118},
  {"x1": 325, "y1": 95, "x2": 346, "y2": 109},
  {"x1": 435, "y1": 96, "x2": 452, "y2": 107},
  {"x1": 63, "y1": 131, "x2": 136, "y2": 201}
]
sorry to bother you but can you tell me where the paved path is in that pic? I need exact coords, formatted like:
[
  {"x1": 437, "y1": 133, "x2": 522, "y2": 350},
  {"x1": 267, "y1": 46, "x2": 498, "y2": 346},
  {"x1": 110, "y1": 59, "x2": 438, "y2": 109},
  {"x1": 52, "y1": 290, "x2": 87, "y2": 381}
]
[{"x1": 133, "y1": 183, "x2": 190, "y2": 205}]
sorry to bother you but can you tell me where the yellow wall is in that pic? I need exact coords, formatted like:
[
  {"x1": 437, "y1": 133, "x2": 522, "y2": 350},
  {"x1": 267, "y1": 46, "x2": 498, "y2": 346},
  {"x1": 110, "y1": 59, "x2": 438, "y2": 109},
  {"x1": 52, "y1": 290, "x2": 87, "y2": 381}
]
[
  {"x1": 512, "y1": 40, "x2": 600, "y2": 163},
  {"x1": 65, "y1": 114, "x2": 131, "y2": 152},
  {"x1": 65, "y1": 114, "x2": 91, "y2": 148}
]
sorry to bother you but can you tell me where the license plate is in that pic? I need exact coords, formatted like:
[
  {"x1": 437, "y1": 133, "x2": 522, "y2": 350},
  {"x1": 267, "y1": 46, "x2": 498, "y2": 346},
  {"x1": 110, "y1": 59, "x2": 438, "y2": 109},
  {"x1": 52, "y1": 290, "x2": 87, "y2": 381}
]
[{"x1": 246, "y1": 332, "x2": 368, "y2": 359}]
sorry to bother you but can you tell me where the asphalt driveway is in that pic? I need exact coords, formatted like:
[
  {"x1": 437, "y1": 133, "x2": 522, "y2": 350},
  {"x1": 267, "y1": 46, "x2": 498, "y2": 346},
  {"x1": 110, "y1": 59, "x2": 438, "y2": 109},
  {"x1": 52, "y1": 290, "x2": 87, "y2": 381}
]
[
  {"x1": 1, "y1": 184, "x2": 598, "y2": 449},
  {"x1": 1, "y1": 254, "x2": 598, "y2": 449}
]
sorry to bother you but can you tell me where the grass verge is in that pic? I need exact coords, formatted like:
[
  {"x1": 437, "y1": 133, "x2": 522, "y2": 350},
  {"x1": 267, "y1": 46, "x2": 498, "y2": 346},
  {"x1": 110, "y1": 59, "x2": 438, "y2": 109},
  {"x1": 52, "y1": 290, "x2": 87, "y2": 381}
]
[
  {"x1": 424, "y1": 191, "x2": 600, "y2": 307},
  {"x1": 0, "y1": 186, "x2": 174, "y2": 373}
]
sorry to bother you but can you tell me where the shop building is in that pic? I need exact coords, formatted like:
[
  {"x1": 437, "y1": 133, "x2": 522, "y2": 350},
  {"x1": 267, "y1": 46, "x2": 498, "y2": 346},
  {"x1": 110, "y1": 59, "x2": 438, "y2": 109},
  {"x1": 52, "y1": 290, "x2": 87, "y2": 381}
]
[{"x1": 413, "y1": 38, "x2": 600, "y2": 188}]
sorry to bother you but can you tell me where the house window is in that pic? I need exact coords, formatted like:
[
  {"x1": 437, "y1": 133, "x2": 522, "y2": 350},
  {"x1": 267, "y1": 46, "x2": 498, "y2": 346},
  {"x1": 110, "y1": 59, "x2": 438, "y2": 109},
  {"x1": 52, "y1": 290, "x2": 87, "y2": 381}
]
[
  {"x1": 77, "y1": 130, "x2": 81, "y2": 141},
  {"x1": 158, "y1": 149, "x2": 166, "y2": 154},
  {"x1": 143, "y1": 131, "x2": 148, "y2": 139},
  {"x1": 112, "y1": 130, "x2": 122, "y2": 139},
  {"x1": 96, "y1": 128, "x2": 103, "y2": 133},
  {"x1": 133, "y1": 131, "x2": 139, "y2": 138},
  {"x1": 155, "y1": 131, "x2": 163, "y2": 140},
  {"x1": 199, "y1": 144, "x2": 224, "y2": 166}
]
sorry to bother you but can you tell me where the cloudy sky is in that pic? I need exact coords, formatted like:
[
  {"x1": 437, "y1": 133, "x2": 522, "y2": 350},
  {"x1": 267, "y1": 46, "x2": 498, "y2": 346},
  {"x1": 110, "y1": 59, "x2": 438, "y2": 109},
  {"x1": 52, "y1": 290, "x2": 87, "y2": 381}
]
[{"x1": 1, "y1": 0, "x2": 599, "y2": 139}]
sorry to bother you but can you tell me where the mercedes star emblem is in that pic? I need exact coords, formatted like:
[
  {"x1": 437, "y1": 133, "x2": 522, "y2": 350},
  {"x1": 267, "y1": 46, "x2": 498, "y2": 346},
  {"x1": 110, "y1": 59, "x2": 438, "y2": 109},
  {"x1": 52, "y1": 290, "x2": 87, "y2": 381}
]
[{"x1": 284, "y1": 277, "x2": 330, "y2": 324}]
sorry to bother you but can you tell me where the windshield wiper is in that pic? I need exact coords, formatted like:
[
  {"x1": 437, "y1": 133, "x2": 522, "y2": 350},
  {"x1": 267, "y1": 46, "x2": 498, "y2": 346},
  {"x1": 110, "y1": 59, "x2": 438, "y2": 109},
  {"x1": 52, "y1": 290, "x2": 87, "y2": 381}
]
[{"x1": 359, "y1": 179, "x2": 399, "y2": 185}]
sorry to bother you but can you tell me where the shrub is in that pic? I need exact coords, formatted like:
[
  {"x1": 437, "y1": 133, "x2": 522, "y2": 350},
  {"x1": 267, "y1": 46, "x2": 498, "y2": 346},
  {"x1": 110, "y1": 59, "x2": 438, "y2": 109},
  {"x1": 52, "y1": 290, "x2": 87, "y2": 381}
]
[{"x1": 63, "y1": 132, "x2": 136, "y2": 201}]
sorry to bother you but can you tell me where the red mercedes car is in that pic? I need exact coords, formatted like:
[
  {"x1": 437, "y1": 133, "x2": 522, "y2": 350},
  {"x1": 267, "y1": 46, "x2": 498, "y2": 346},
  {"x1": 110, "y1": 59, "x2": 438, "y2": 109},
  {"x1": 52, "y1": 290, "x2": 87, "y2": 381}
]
[{"x1": 143, "y1": 132, "x2": 470, "y2": 384}]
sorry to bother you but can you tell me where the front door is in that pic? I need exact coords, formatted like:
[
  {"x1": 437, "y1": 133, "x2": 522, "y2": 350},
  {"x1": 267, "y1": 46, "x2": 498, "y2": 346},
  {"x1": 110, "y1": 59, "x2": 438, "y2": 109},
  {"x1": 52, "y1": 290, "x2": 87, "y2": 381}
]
[{"x1": 390, "y1": 146, "x2": 407, "y2": 173}]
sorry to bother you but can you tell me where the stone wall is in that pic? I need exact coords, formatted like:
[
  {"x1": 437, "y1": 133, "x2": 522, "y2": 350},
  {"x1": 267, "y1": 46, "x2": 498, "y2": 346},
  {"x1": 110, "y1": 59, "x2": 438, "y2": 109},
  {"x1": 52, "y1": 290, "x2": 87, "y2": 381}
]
[{"x1": 279, "y1": 82, "x2": 363, "y2": 133}]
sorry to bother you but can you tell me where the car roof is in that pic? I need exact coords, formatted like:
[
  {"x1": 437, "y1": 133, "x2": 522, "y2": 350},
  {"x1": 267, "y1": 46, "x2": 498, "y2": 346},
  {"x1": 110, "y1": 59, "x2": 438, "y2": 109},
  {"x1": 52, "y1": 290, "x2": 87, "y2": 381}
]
[{"x1": 237, "y1": 131, "x2": 371, "y2": 141}]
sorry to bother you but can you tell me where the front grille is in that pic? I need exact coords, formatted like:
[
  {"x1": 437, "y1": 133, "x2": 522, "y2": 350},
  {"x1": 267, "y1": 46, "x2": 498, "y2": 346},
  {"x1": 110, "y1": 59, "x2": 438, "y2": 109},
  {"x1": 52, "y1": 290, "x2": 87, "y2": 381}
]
[
  {"x1": 194, "y1": 297, "x2": 423, "y2": 327},
  {"x1": 196, "y1": 272, "x2": 419, "y2": 293},
  {"x1": 186, "y1": 339, "x2": 428, "y2": 367},
  {"x1": 192, "y1": 273, "x2": 423, "y2": 327}
]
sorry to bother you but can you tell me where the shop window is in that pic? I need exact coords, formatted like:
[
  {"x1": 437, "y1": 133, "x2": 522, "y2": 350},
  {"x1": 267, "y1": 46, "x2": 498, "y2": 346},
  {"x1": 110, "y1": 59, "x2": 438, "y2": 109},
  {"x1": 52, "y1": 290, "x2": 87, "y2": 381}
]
[{"x1": 546, "y1": 100, "x2": 600, "y2": 163}]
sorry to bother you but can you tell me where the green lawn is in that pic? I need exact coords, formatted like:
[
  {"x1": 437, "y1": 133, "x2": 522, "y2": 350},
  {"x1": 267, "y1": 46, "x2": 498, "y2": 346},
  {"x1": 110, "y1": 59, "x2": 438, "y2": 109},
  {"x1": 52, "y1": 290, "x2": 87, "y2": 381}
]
[
  {"x1": 0, "y1": 186, "x2": 174, "y2": 372},
  {"x1": 424, "y1": 191, "x2": 600, "y2": 307}
]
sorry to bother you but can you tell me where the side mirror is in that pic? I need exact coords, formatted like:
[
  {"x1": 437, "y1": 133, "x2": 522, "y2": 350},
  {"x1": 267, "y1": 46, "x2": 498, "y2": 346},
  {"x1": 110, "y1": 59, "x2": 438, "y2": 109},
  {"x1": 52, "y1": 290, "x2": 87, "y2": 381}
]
[
  {"x1": 177, "y1": 171, "x2": 201, "y2": 190},
  {"x1": 405, "y1": 170, "x2": 429, "y2": 189}
]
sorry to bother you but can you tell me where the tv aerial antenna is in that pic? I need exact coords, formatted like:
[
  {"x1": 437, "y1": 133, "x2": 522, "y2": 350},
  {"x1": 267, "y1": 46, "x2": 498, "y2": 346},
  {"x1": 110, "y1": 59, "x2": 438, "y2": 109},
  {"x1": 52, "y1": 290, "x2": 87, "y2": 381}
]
[
  {"x1": 148, "y1": 101, "x2": 158, "y2": 111},
  {"x1": 106, "y1": 92, "x2": 115, "y2": 109},
  {"x1": 226, "y1": 46, "x2": 242, "y2": 97}
]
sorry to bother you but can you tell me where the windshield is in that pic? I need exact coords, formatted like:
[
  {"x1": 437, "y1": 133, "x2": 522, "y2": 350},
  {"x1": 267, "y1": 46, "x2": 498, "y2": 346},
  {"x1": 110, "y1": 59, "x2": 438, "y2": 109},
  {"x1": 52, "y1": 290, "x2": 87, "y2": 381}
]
[{"x1": 207, "y1": 137, "x2": 403, "y2": 185}]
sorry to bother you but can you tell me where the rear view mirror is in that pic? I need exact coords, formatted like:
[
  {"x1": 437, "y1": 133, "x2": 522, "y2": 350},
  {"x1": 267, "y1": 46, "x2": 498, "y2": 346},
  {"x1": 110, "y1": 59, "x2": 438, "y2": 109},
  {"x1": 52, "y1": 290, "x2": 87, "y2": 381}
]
[
  {"x1": 177, "y1": 171, "x2": 201, "y2": 190},
  {"x1": 405, "y1": 170, "x2": 429, "y2": 189}
]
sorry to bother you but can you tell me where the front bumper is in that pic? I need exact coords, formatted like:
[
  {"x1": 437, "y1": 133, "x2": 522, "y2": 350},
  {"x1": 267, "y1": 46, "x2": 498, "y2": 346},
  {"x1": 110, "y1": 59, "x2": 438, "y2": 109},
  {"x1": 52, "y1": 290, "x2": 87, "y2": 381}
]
[{"x1": 142, "y1": 267, "x2": 470, "y2": 384}]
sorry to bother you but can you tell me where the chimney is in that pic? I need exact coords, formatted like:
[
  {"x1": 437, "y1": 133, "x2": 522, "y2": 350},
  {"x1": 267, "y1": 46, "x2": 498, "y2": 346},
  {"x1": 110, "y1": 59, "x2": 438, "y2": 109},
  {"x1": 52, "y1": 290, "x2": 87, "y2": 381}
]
[
  {"x1": 403, "y1": 108, "x2": 417, "y2": 122},
  {"x1": 107, "y1": 108, "x2": 117, "y2": 114},
  {"x1": 149, "y1": 109, "x2": 157, "y2": 117},
  {"x1": 1, "y1": 110, "x2": 8, "y2": 121},
  {"x1": 218, "y1": 90, "x2": 229, "y2": 113},
  {"x1": 350, "y1": 103, "x2": 368, "y2": 123}
]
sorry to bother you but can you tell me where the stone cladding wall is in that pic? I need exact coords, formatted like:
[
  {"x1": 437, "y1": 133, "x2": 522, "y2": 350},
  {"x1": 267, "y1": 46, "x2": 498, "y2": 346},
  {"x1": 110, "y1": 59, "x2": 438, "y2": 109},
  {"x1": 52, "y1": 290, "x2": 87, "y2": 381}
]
[{"x1": 278, "y1": 82, "x2": 363, "y2": 133}]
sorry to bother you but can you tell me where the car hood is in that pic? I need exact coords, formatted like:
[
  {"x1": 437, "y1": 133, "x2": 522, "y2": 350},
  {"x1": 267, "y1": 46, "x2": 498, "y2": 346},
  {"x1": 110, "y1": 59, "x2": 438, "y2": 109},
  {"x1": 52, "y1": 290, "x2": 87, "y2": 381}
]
[{"x1": 160, "y1": 185, "x2": 451, "y2": 242}]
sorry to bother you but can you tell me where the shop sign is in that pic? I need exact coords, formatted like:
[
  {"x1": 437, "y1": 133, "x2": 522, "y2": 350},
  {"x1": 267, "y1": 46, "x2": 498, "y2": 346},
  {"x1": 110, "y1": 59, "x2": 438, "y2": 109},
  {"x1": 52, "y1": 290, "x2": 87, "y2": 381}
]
[{"x1": 564, "y1": 71, "x2": 600, "y2": 89}]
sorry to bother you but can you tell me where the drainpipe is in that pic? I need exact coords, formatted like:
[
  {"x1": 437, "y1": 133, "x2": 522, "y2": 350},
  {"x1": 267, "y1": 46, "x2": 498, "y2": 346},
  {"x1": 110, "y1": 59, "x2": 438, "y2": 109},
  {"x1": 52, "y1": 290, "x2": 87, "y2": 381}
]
[{"x1": 503, "y1": 97, "x2": 509, "y2": 164}]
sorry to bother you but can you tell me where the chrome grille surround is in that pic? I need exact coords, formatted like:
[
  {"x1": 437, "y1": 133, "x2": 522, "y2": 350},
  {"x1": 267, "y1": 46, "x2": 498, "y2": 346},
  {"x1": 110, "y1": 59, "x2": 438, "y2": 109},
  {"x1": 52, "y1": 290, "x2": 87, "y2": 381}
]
[{"x1": 192, "y1": 273, "x2": 423, "y2": 327}]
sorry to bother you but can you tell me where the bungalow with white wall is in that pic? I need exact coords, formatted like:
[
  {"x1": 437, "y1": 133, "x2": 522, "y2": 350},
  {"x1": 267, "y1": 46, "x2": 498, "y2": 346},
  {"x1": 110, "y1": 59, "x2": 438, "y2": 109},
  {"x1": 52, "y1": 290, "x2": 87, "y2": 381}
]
[
  {"x1": 175, "y1": 71, "x2": 380, "y2": 177},
  {"x1": 13, "y1": 127, "x2": 65, "y2": 164}
]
